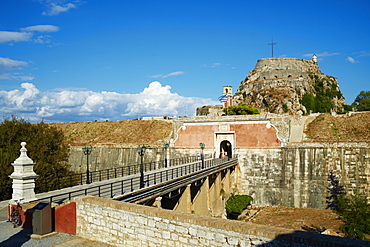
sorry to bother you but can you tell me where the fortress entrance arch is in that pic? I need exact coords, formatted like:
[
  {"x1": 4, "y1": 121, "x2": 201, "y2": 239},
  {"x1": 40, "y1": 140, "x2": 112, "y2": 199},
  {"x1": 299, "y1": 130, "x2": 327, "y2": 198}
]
[
  {"x1": 215, "y1": 132, "x2": 235, "y2": 158},
  {"x1": 220, "y1": 140, "x2": 232, "y2": 158}
]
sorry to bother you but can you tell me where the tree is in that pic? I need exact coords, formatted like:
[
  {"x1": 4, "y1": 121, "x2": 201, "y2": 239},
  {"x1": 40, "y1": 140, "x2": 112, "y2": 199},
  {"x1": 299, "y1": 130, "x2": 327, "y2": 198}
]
[
  {"x1": 335, "y1": 193, "x2": 370, "y2": 240},
  {"x1": 0, "y1": 116, "x2": 74, "y2": 200},
  {"x1": 223, "y1": 104, "x2": 259, "y2": 115},
  {"x1": 300, "y1": 93, "x2": 315, "y2": 113},
  {"x1": 326, "y1": 171, "x2": 344, "y2": 210},
  {"x1": 352, "y1": 91, "x2": 370, "y2": 111}
]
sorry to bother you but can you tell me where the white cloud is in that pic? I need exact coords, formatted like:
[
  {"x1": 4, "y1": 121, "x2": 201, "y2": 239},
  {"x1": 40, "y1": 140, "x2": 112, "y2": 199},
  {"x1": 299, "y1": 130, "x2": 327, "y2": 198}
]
[
  {"x1": 0, "y1": 81, "x2": 218, "y2": 122},
  {"x1": 0, "y1": 31, "x2": 32, "y2": 43},
  {"x1": 353, "y1": 51, "x2": 370, "y2": 57},
  {"x1": 42, "y1": 2, "x2": 77, "y2": 16},
  {"x1": 149, "y1": 71, "x2": 185, "y2": 78},
  {"x1": 0, "y1": 57, "x2": 33, "y2": 81},
  {"x1": 0, "y1": 57, "x2": 28, "y2": 71},
  {"x1": 0, "y1": 25, "x2": 59, "y2": 44},
  {"x1": 162, "y1": 71, "x2": 185, "y2": 78},
  {"x1": 20, "y1": 25, "x2": 59, "y2": 32},
  {"x1": 346, "y1": 56, "x2": 359, "y2": 64},
  {"x1": 201, "y1": 63, "x2": 222, "y2": 68},
  {"x1": 34, "y1": 35, "x2": 52, "y2": 44},
  {"x1": 303, "y1": 52, "x2": 340, "y2": 58},
  {"x1": 0, "y1": 73, "x2": 35, "y2": 81}
]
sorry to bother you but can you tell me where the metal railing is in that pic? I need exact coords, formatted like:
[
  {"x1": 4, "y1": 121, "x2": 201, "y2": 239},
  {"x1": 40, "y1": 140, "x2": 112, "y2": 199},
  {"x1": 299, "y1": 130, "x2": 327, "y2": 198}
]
[
  {"x1": 36, "y1": 154, "x2": 210, "y2": 190},
  {"x1": 36, "y1": 156, "x2": 237, "y2": 204},
  {"x1": 1, "y1": 154, "x2": 213, "y2": 201}
]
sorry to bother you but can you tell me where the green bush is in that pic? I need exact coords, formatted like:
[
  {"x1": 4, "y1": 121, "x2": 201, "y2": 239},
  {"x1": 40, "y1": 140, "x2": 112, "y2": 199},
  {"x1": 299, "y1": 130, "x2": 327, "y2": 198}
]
[
  {"x1": 223, "y1": 104, "x2": 259, "y2": 115},
  {"x1": 300, "y1": 74, "x2": 344, "y2": 114},
  {"x1": 283, "y1": 103, "x2": 288, "y2": 113},
  {"x1": 225, "y1": 194, "x2": 253, "y2": 219},
  {"x1": 335, "y1": 193, "x2": 370, "y2": 240}
]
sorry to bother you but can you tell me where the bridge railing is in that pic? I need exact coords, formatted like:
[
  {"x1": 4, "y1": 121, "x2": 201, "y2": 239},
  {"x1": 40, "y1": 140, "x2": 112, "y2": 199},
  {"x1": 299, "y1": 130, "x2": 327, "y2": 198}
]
[
  {"x1": 33, "y1": 154, "x2": 212, "y2": 194},
  {"x1": 35, "y1": 156, "x2": 237, "y2": 204}
]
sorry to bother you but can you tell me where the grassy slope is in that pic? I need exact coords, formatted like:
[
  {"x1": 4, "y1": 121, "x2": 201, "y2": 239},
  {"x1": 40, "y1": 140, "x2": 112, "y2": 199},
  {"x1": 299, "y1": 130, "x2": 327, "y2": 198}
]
[
  {"x1": 47, "y1": 112, "x2": 370, "y2": 147},
  {"x1": 304, "y1": 112, "x2": 370, "y2": 143},
  {"x1": 48, "y1": 120, "x2": 173, "y2": 146}
]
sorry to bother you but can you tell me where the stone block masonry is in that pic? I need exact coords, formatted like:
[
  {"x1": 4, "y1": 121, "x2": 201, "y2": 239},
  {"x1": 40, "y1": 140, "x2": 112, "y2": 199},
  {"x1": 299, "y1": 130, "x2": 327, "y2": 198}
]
[
  {"x1": 74, "y1": 196, "x2": 369, "y2": 247},
  {"x1": 237, "y1": 143, "x2": 370, "y2": 209}
]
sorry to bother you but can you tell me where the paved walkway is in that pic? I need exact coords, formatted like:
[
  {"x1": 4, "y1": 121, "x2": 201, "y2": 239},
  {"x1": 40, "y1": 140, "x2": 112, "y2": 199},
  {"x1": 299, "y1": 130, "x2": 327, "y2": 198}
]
[{"x1": 0, "y1": 203, "x2": 112, "y2": 246}]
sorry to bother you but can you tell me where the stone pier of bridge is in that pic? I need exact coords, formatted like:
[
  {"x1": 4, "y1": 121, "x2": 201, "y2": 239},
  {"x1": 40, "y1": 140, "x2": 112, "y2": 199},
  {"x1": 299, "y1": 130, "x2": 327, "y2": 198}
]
[{"x1": 157, "y1": 167, "x2": 236, "y2": 218}]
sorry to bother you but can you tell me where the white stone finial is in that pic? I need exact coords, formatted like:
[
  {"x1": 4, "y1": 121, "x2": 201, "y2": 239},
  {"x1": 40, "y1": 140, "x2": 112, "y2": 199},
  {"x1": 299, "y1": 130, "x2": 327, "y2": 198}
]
[
  {"x1": 10, "y1": 142, "x2": 37, "y2": 202},
  {"x1": 14, "y1": 142, "x2": 34, "y2": 164}
]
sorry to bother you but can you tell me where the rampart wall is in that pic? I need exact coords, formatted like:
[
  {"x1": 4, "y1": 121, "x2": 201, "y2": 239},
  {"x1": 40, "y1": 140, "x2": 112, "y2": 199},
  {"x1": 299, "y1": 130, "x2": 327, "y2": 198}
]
[
  {"x1": 237, "y1": 143, "x2": 370, "y2": 209},
  {"x1": 67, "y1": 146, "x2": 203, "y2": 172},
  {"x1": 73, "y1": 196, "x2": 368, "y2": 247}
]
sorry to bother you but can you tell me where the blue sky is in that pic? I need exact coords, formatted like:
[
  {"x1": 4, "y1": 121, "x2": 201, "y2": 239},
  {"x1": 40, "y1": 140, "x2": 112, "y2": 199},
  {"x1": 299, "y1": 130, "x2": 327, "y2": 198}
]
[{"x1": 0, "y1": 0, "x2": 369, "y2": 122}]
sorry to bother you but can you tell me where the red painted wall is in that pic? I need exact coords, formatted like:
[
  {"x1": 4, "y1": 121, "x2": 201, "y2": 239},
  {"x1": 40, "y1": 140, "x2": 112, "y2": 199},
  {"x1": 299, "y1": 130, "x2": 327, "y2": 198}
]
[
  {"x1": 54, "y1": 202, "x2": 76, "y2": 235},
  {"x1": 174, "y1": 122, "x2": 281, "y2": 148},
  {"x1": 231, "y1": 124, "x2": 280, "y2": 147},
  {"x1": 174, "y1": 125, "x2": 217, "y2": 148}
]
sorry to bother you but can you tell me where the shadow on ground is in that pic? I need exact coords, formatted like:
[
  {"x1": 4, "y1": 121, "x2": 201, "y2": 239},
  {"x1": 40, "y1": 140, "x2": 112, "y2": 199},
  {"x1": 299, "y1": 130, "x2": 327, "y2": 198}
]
[
  {"x1": 257, "y1": 231, "x2": 370, "y2": 247},
  {"x1": 0, "y1": 227, "x2": 32, "y2": 247}
]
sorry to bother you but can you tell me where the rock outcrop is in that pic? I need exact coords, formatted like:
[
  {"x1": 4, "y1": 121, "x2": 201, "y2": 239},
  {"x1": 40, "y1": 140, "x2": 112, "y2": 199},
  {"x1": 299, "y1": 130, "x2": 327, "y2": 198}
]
[{"x1": 233, "y1": 57, "x2": 345, "y2": 115}]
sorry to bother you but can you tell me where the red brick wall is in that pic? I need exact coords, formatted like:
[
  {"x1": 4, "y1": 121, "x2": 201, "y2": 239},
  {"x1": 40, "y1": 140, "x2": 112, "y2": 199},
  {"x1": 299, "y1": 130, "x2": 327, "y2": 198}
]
[
  {"x1": 54, "y1": 202, "x2": 76, "y2": 235},
  {"x1": 231, "y1": 124, "x2": 280, "y2": 147},
  {"x1": 174, "y1": 125, "x2": 217, "y2": 147}
]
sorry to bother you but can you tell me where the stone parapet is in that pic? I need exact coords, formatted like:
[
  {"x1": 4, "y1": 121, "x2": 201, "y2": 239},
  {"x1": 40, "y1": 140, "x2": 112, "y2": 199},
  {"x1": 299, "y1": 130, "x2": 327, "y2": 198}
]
[{"x1": 75, "y1": 196, "x2": 369, "y2": 247}]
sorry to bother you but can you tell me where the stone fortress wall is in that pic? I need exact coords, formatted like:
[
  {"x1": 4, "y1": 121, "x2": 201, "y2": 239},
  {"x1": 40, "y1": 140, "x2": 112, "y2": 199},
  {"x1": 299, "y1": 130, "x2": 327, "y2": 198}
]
[
  {"x1": 236, "y1": 58, "x2": 321, "y2": 93},
  {"x1": 237, "y1": 143, "x2": 370, "y2": 209}
]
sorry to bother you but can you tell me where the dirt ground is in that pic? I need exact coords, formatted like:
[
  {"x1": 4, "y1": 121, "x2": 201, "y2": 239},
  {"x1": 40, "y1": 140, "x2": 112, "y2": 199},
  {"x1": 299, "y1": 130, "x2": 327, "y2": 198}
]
[
  {"x1": 304, "y1": 112, "x2": 370, "y2": 143},
  {"x1": 245, "y1": 206, "x2": 344, "y2": 236}
]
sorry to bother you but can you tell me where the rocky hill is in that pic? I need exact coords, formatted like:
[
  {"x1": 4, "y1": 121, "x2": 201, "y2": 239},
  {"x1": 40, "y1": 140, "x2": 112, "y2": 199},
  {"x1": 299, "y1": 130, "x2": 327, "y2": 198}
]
[{"x1": 233, "y1": 57, "x2": 345, "y2": 115}]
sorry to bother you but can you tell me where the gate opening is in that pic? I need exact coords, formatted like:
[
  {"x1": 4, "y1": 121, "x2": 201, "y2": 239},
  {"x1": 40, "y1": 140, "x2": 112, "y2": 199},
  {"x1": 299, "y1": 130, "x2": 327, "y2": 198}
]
[{"x1": 219, "y1": 140, "x2": 232, "y2": 159}]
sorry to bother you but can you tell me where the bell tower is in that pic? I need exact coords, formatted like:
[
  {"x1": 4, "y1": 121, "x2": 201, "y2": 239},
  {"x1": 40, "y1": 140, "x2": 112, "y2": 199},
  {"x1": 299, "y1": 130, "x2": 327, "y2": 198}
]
[
  {"x1": 223, "y1": 85, "x2": 232, "y2": 96},
  {"x1": 222, "y1": 86, "x2": 233, "y2": 108}
]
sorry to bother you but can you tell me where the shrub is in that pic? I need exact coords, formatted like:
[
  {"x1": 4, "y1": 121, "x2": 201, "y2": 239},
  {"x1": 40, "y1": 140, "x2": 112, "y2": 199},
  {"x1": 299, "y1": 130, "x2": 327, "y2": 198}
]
[
  {"x1": 335, "y1": 193, "x2": 370, "y2": 240},
  {"x1": 283, "y1": 103, "x2": 288, "y2": 113},
  {"x1": 223, "y1": 104, "x2": 259, "y2": 115},
  {"x1": 225, "y1": 194, "x2": 253, "y2": 219}
]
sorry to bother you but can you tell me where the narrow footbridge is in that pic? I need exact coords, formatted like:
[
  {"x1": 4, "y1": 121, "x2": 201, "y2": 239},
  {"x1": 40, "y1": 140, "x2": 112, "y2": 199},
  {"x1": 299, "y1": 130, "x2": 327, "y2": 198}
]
[
  {"x1": 118, "y1": 158, "x2": 237, "y2": 204},
  {"x1": 32, "y1": 156, "x2": 238, "y2": 210}
]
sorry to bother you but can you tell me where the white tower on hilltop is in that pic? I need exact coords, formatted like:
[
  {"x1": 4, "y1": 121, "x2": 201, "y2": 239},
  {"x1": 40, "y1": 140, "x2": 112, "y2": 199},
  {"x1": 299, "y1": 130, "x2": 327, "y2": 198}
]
[
  {"x1": 312, "y1": 54, "x2": 317, "y2": 63},
  {"x1": 222, "y1": 86, "x2": 233, "y2": 108},
  {"x1": 223, "y1": 86, "x2": 232, "y2": 96}
]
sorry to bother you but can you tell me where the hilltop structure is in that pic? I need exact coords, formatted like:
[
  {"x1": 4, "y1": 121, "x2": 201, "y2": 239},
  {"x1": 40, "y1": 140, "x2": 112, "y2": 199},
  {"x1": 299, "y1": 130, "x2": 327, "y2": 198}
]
[{"x1": 233, "y1": 56, "x2": 345, "y2": 114}]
